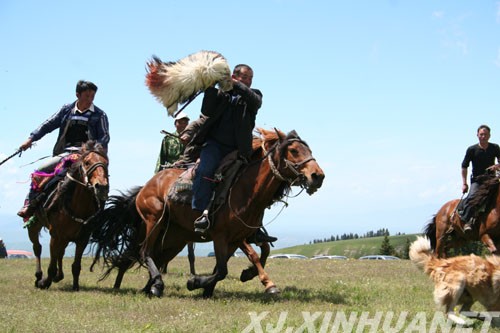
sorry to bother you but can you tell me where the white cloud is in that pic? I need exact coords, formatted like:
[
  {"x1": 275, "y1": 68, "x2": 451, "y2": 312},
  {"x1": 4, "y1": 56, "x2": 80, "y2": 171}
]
[{"x1": 432, "y1": 11, "x2": 444, "y2": 19}]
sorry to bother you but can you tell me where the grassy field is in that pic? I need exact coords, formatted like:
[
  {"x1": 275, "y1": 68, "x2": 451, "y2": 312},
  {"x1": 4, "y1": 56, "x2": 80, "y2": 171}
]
[{"x1": 1, "y1": 255, "x2": 500, "y2": 332}]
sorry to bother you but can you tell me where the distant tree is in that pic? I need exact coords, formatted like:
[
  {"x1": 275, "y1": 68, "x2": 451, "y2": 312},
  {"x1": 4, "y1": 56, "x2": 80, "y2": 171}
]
[
  {"x1": 379, "y1": 234, "x2": 395, "y2": 255},
  {"x1": 401, "y1": 238, "x2": 411, "y2": 259},
  {"x1": 0, "y1": 239, "x2": 7, "y2": 259}
]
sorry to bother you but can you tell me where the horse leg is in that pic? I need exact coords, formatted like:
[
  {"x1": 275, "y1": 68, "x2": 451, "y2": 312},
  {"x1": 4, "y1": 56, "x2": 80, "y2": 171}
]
[
  {"x1": 112, "y1": 257, "x2": 135, "y2": 289},
  {"x1": 434, "y1": 236, "x2": 447, "y2": 259},
  {"x1": 480, "y1": 233, "x2": 498, "y2": 254},
  {"x1": 143, "y1": 255, "x2": 163, "y2": 297},
  {"x1": 187, "y1": 242, "x2": 196, "y2": 275},
  {"x1": 239, "y1": 241, "x2": 279, "y2": 294},
  {"x1": 28, "y1": 223, "x2": 43, "y2": 286},
  {"x1": 39, "y1": 237, "x2": 67, "y2": 289},
  {"x1": 187, "y1": 240, "x2": 231, "y2": 298},
  {"x1": 53, "y1": 257, "x2": 64, "y2": 283},
  {"x1": 70, "y1": 237, "x2": 89, "y2": 291},
  {"x1": 240, "y1": 241, "x2": 268, "y2": 281}
]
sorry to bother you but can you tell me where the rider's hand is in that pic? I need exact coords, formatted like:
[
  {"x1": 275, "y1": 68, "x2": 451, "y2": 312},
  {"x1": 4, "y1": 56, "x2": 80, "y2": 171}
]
[
  {"x1": 462, "y1": 183, "x2": 469, "y2": 194},
  {"x1": 19, "y1": 138, "x2": 33, "y2": 151},
  {"x1": 487, "y1": 164, "x2": 500, "y2": 172}
]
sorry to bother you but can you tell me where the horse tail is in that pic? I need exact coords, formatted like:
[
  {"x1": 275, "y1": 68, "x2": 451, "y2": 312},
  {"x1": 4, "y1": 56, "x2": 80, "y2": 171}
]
[
  {"x1": 423, "y1": 216, "x2": 437, "y2": 251},
  {"x1": 90, "y1": 186, "x2": 143, "y2": 280}
]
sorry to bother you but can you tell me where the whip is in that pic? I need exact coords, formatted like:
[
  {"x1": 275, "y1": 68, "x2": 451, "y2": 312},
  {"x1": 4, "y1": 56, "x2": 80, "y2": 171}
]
[{"x1": 0, "y1": 148, "x2": 22, "y2": 167}]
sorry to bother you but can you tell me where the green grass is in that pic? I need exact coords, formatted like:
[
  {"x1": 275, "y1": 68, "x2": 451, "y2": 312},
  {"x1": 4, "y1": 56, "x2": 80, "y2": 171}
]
[
  {"x1": 1, "y1": 254, "x2": 500, "y2": 332},
  {"x1": 272, "y1": 234, "x2": 418, "y2": 258}
]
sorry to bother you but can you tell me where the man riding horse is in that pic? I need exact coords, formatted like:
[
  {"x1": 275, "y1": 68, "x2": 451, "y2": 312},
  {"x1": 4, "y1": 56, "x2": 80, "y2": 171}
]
[
  {"x1": 17, "y1": 80, "x2": 110, "y2": 222},
  {"x1": 167, "y1": 62, "x2": 277, "y2": 243},
  {"x1": 458, "y1": 125, "x2": 500, "y2": 233}
]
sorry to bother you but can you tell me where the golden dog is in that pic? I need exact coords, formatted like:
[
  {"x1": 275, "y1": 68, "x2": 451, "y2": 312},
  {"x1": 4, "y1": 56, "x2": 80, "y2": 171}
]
[{"x1": 410, "y1": 236, "x2": 500, "y2": 325}]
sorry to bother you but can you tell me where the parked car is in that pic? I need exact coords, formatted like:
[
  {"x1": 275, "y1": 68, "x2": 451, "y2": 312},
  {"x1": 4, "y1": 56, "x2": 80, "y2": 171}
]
[
  {"x1": 7, "y1": 250, "x2": 34, "y2": 259},
  {"x1": 207, "y1": 251, "x2": 245, "y2": 257},
  {"x1": 311, "y1": 255, "x2": 348, "y2": 260},
  {"x1": 269, "y1": 254, "x2": 308, "y2": 259},
  {"x1": 358, "y1": 255, "x2": 400, "y2": 260}
]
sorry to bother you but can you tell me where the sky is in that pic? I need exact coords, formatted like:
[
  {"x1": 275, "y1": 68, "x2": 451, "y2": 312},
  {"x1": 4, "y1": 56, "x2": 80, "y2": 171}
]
[{"x1": 0, "y1": 1, "x2": 499, "y2": 254}]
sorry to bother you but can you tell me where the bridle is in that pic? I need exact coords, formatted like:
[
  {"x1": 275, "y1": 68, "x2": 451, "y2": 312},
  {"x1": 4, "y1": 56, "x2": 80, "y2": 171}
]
[
  {"x1": 267, "y1": 137, "x2": 316, "y2": 188},
  {"x1": 63, "y1": 152, "x2": 109, "y2": 223},
  {"x1": 227, "y1": 134, "x2": 317, "y2": 230},
  {"x1": 66, "y1": 154, "x2": 108, "y2": 188}
]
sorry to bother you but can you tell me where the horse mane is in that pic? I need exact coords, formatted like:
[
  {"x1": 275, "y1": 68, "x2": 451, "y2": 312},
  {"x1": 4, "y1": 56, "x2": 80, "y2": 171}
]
[
  {"x1": 251, "y1": 128, "x2": 308, "y2": 203},
  {"x1": 56, "y1": 141, "x2": 107, "y2": 201},
  {"x1": 467, "y1": 174, "x2": 500, "y2": 215}
]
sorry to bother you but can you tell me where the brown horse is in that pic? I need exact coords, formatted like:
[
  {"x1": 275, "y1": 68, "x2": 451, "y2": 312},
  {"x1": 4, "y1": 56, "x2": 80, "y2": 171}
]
[
  {"x1": 424, "y1": 174, "x2": 500, "y2": 258},
  {"x1": 91, "y1": 128, "x2": 324, "y2": 297},
  {"x1": 28, "y1": 141, "x2": 109, "y2": 290}
]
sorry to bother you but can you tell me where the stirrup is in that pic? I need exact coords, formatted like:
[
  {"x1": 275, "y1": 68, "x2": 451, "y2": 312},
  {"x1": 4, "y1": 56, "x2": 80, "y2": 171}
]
[{"x1": 194, "y1": 211, "x2": 210, "y2": 235}]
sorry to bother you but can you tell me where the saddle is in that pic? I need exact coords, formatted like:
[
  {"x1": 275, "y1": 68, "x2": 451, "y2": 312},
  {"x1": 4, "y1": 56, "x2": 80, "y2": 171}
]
[
  {"x1": 167, "y1": 150, "x2": 245, "y2": 208},
  {"x1": 30, "y1": 154, "x2": 80, "y2": 214}
]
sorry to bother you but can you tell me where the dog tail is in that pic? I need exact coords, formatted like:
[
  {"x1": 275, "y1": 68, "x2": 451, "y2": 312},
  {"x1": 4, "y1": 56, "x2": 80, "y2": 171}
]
[{"x1": 409, "y1": 236, "x2": 435, "y2": 271}]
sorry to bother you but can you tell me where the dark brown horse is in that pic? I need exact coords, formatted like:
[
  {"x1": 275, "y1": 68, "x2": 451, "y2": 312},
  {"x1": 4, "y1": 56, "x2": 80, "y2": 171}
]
[
  {"x1": 91, "y1": 128, "x2": 324, "y2": 297},
  {"x1": 28, "y1": 141, "x2": 109, "y2": 290},
  {"x1": 424, "y1": 174, "x2": 500, "y2": 258}
]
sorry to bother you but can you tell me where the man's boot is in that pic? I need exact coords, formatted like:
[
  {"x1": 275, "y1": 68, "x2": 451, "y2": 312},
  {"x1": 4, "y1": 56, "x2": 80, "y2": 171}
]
[
  {"x1": 194, "y1": 210, "x2": 210, "y2": 235},
  {"x1": 17, "y1": 199, "x2": 34, "y2": 222},
  {"x1": 463, "y1": 217, "x2": 475, "y2": 234},
  {"x1": 247, "y1": 228, "x2": 278, "y2": 244}
]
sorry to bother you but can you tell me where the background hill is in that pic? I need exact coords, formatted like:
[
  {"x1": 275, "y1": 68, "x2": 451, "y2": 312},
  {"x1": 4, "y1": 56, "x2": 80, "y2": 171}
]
[{"x1": 271, "y1": 233, "x2": 419, "y2": 258}]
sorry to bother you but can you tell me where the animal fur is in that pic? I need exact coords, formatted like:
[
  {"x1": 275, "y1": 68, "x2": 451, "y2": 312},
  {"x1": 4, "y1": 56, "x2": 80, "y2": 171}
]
[
  {"x1": 410, "y1": 236, "x2": 500, "y2": 325},
  {"x1": 145, "y1": 50, "x2": 233, "y2": 116}
]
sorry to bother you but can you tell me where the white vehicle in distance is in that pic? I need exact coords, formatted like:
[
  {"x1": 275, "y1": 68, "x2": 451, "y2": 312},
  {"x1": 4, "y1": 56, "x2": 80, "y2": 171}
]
[
  {"x1": 269, "y1": 254, "x2": 308, "y2": 259},
  {"x1": 358, "y1": 255, "x2": 400, "y2": 260},
  {"x1": 311, "y1": 255, "x2": 348, "y2": 260}
]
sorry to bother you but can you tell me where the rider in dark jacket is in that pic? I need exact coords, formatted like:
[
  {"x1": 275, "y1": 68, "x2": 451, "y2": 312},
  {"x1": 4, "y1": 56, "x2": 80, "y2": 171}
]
[
  {"x1": 17, "y1": 80, "x2": 110, "y2": 220},
  {"x1": 183, "y1": 64, "x2": 276, "y2": 243}
]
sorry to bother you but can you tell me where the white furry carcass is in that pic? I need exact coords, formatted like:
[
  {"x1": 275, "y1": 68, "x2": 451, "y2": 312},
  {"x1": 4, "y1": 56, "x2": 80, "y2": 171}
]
[{"x1": 145, "y1": 50, "x2": 233, "y2": 116}]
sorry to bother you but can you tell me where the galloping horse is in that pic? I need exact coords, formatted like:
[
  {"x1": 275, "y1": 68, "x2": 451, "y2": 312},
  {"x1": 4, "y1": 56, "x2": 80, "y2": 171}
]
[
  {"x1": 424, "y1": 174, "x2": 500, "y2": 258},
  {"x1": 91, "y1": 128, "x2": 324, "y2": 297},
  {"x1": 28, "y1": 141, "x2": 109, "y2": 290}
]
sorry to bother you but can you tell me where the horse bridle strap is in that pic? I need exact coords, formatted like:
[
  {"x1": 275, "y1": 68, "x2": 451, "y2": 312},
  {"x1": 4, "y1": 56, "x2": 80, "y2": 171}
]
[
  {"x1": 62, "y1": 159, "x2": 108, "y2": 224},
  {"x1": 268, "y1": 154, "x2": 287, "y2": 182},
  {"x1": 267, "y1": 139, "x2": 316, "y2": 185},
  {"x1": 66, "y1": 161, "x2": 108, "y2": 187}
]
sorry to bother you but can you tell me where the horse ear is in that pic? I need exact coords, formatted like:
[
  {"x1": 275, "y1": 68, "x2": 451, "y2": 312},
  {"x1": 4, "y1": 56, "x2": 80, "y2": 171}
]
[
  {"x1": 274, "y1": 127, "x2": 283, "y2": 144},
  {"x1": 288, "y1": 130, "x2": 299, "y2": 138}
]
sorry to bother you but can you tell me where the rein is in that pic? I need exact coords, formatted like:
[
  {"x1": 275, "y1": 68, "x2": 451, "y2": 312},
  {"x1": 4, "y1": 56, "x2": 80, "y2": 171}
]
[{"x1": 228, "y1": 134, "x2": 316, "y2": 229}]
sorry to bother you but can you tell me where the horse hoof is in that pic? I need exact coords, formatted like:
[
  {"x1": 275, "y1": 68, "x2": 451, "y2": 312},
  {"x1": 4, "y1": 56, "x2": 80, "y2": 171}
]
[
  {"x1": 202, "y1": 289, "x2": 214, "y2": 298},
  {"x1": 37, "y1": 280, "x2": 50, "y2": 290},
  {"x1": 187, "y1": 277, "x2": 197, "y2": 291},
  {"x1": 150, "y1": 286, "x2": 162, "y2": 298},
  {"x1": 265, "y1": 286, "x2": 280, "y2": 295}
]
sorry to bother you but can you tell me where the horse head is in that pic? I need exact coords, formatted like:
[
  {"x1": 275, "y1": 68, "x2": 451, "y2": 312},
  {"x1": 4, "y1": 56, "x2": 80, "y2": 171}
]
[
  {"x1": 76, "y1": 141, "x2": 109, "y2": 207},
  {"x1": 258, "y1": 128, "x2": 325, "y2": 195}
]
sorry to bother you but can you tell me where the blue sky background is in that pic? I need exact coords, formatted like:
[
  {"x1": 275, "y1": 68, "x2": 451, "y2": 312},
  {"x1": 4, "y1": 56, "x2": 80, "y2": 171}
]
[{"x1": 1, "y1": 1, "x2": 499, "y2": 254}]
